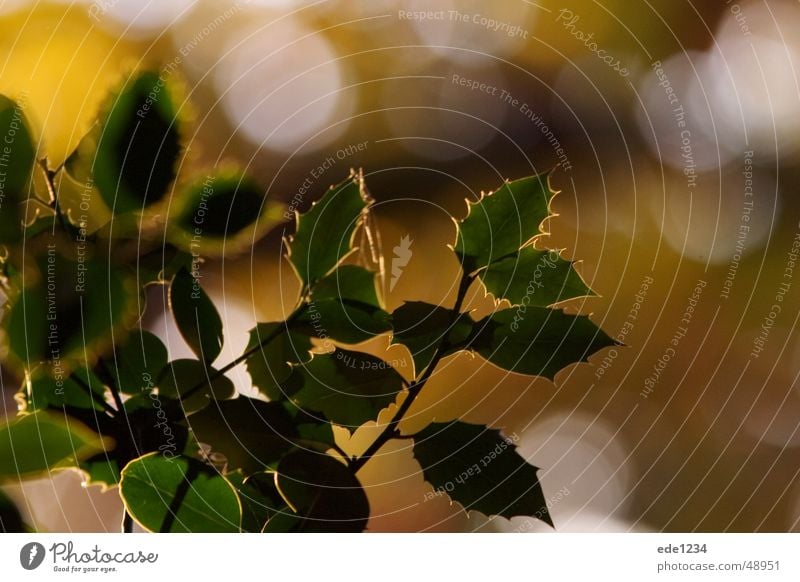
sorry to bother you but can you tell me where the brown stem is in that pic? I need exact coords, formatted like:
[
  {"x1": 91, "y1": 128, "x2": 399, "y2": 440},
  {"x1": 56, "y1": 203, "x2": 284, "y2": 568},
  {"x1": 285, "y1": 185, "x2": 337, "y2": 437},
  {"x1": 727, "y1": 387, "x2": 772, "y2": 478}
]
[
  {"x1": 350, "y1": 272, "x2": 474, "y2": 473},
  {"x1": 180, "y1": 306, "x2": 307, "y2": 401}
]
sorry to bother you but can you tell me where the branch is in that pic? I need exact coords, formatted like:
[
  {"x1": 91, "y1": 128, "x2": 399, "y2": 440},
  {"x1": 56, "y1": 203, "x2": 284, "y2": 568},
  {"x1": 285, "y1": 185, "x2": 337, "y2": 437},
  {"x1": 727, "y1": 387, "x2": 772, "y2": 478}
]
[
  {"x1": 37, "y1": 159, "x2": 72, "y2": 237},
  {"x1": 70, "y1": 372, "x2": 117, "y2": 417},
  {"x1": 97, "y1": 358, "x2": 125, "y2": 414},
  {"x1": 350, "y1": 272, "x2": 474, "y2": 473},
  {"x1": 180, "y1": 305, "x2": 308, "y2": 401}
]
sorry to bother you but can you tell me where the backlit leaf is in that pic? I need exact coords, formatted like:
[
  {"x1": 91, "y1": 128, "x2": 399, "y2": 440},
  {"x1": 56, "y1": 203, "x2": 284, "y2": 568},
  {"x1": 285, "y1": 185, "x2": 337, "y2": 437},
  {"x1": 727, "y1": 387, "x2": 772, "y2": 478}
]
[
  {"x1": 412, "y1": 421, "x2": 552, "y2": 525},
  {"x1": 120, "y1": 453, "x2": 240, "y2": 533},
  {"x1": 454, "y1": 174, "x2": 554, "y2": 274}
]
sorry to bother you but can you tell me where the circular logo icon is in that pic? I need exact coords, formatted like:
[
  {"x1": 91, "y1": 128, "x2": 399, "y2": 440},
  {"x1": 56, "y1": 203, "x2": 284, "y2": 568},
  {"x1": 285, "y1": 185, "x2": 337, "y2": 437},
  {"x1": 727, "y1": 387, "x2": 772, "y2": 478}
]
[{"x1": 19, "y1": 542, "x2": 45, "y2": 570}]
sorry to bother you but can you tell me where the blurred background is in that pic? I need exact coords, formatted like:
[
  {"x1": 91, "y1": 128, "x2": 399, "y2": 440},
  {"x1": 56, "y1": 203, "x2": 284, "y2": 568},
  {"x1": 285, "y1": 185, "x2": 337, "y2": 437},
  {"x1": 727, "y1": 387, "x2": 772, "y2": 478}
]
[{"x1": 1, "y1": 0, "x2": 800, "y2": 533}]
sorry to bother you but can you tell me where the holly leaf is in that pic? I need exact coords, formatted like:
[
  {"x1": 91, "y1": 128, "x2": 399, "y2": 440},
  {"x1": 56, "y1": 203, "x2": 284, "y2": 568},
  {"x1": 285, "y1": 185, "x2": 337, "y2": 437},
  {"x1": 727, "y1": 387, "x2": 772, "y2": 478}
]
[
  {"x1": 22, "y1": 368, "x2": 107, "y2": 412},
  {"x1": 0, "y1": 412, "x2": 112, "y2": 481},
  {"x1": 390, "y1": 302, "x2": 472, "y2": 375},
  {"x1": 244, "y1": 322, "x2": 313, "y2": 399},
  {"x1": 288, "y1": 173, "x2": 369, "y2": 287},
  {"x1": 0, "y1": 95, "x2": 35, "y2": 244},
  {"x1": 92, "y1": 71, "x2": 182, "y2": 214},
  {"x1": 295, "y1": 298, "x2": 391, "y2": 345},
  {"x1": 412, "y1": 421, "x2": 552, "y2": 525},
  {"x1": 169, "y1": 266, "x2": 223, "y2": 364},
  {"x1": 120, "y1": 453, "x2": 240, "y2": 533},
  {"x1": 480, "y1": 247, "x2": 595, "y2": 307},
  {"x1": 472, "y1": 307, "x2": 616, "y2": 380},
  {"x1": 3, "y1": 255, "x2": 134, "y2": 374},
  {"x1": 285, "y1": 350, "x2": 405, "y2": 433},
  {"x1": 274, "y1": 449, "x2": 369, "y2": 532},
  {"x1": 455, "y1": 174, "x2": 554, "y2": 274},
  {"x1": 171, "y1": 172, "x2": 284, "y2": 250},
  {"x1": 312, "y1": 265, "x2": 382, "y2": 307},
  {"x1": 158, "y1": 359, "x2": 235, "y2": 413},
  {"x1": 187, "y1": 398, "x2": 298, "y2": 476}
]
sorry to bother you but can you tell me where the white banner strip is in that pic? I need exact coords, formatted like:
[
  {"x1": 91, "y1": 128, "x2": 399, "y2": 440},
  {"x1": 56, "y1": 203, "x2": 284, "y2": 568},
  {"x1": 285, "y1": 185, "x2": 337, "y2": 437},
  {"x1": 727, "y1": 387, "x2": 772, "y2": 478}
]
[{"x1": 1, "y1": 533, "x2": 798, "y2": 581}]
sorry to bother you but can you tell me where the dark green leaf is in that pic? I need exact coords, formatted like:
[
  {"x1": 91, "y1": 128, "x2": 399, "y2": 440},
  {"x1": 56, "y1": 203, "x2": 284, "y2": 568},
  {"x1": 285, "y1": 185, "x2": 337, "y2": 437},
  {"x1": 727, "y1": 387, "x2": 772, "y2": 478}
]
[
  {"x1": 454, "y1": 174, "x2": 554, "y2": 273},
  {"x1": 312, "y1": 265, "x2": 381, "y2": 307},
  {"x1": 244, "y1": 322, "x2": 312, "y2": 398},
  {"x1": 169, "y1": 266, "x2": 223, "y2": 363},
  {"x1": 288, "y1": 173, "x2": 368, "y2": 287},
  {"x1": 79, "y1": 458, "x2": 122, "y2": 488},
  {"x1": 187, "y1": 398, "x2": 297, "y2": 475},
  {"x1": 109, "y1": 329, "x2": 168, "y2": 394},
  {"x1": 412, "y1": 421, "x2": 552, "y2": 525},
  {"x1": 472, "y1": 307, "x2": 616, "y2": 380},
  {"x1": 390, "y1": 301, "x2": 472, "y2": 375},
  {"x1": 288, "y1": 405, "x2": 337, "y2": 452},
  {"x1": 158, "y1": 359, "x2": 235, "y2": 412},
  {"x1": 120, "y1": 453, "x2": 240, "y2": 533},
  {"x1": 22, "y1": 368, "x2": 107, "y2": 412},
  {"x1": 174, "y1": 173, "x2": 264, "y2": 238},
  {"x1": 93, "y1": 71, "x2": 181, "y2": 214},
  {"x1": 480, "y1": 247, "x2": 595, "y2": 307},
  {"x1": 228, "y1": 471, "x2": 284, "y2": 532},
  {"x1": 0, "y1": 489, "x2": 25, "y2": 532},
  {"x1": 74, "y1": 397, "x2": 189, "y2": 488},
  {"x1": 3, "y1": 254, "x2": 134, "y2": 374},
  {"x1": 286, "y1": 350, "x2": 405, "y2": 433},
  {"x1": 296, "y1": 298, "x2": 391, "y2": 345},
  {"x1": 0, "y1": 412, "x2": 112, "y2": 480},
  {"x1": 0, "y1": 95, "x2": 35, "y2": 243},
  {"x1": 275, "y1": 449, "x2": 369, "y2": 532}
]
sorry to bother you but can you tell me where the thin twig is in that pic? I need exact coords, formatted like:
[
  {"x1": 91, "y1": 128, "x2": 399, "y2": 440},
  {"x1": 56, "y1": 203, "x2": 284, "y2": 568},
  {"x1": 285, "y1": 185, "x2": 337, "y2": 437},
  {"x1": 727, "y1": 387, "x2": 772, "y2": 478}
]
[
  {"x1": 180, "y1": 306, "x2": 308, "y2": 401},
  {"x1": 350, "y1": 272, "x2": 474, "y2": 473}
]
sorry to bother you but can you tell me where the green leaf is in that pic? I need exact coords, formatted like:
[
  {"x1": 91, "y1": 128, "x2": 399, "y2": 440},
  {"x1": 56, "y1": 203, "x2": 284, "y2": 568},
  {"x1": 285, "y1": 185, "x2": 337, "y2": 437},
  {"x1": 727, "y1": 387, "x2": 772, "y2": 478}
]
[
  {"x1": 169, "y1": 266, "x2": 223, "y2": 363},
  {"x1": 158, "y1": 359, "x2": 235, "y2": 412},
  {"x1": 0, "y1": 411, "x2": 112, "y2": 480},
  {"x1": 288, "y1": 173, "x2": 368, "y2": 287},
  {"x1": 120, "y1": 453, "x2": 240, "y2": 533},
  {"x1": 454, "y1": 174, "x2": 554, "y2": 273},
  {"x1": 109, "y1": 329, "x2": 168, "y2": 394},
  {"x1": 22, "y1": 368, "x2": 107, "y2": 412},
  {"x1": 288, "y1": 405, "x2": 337, "y2": 452},
  {"x1": 286, "y1": 350, "x2": 405, "y2": 433},
  {"x1": 472, "y1": 307, "x2": 616, "y2": 380},
  {"x1": 312, "y1": 265, "x2": 382, "y2": 307},
  {"x1": 296, "y1": 298, "x2": 391, "y2": 345},
  {"x1": 390, "y1": 301, "x2": 472, "y2": 375},
  {"x1": 3, "y1": 254, "x2": 134, "y2": 374},
  {"x1": 227, "y1": 470, "x2": 284, "y2": 532},
  {"x1": 480, "y1": 247, "x2": 595, "y2": 307},
  {"x1": 174, "y1": 173, "x2": 267, "y2": 238},
  {"x1": 79, "y1": 458, "x2": 122, "y2": 488},
  {"x1": 73, "y1": 397, "x2": 189, "y2": 488},
  {"x1": 93, "y1": 71, "x2": 181, "y2": 214},
  {"x1": 275, "y1": 449, "x2": 369, "y2": 532},
  {"x1": 0, "y1": 489, "x2": 25, "y2": 532},
  {"x1": 412, "y1": 421, "x2": 552, "y2": 525},
  {"x1": 0, "y1": 95, "x2": 36, "y2": 244},
  {"x1": 244, "y1": 322, "x2": 312, "y2": 398},
  {"x1": 187, "y1": 398, "x2": 298, "y2": 475}
]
